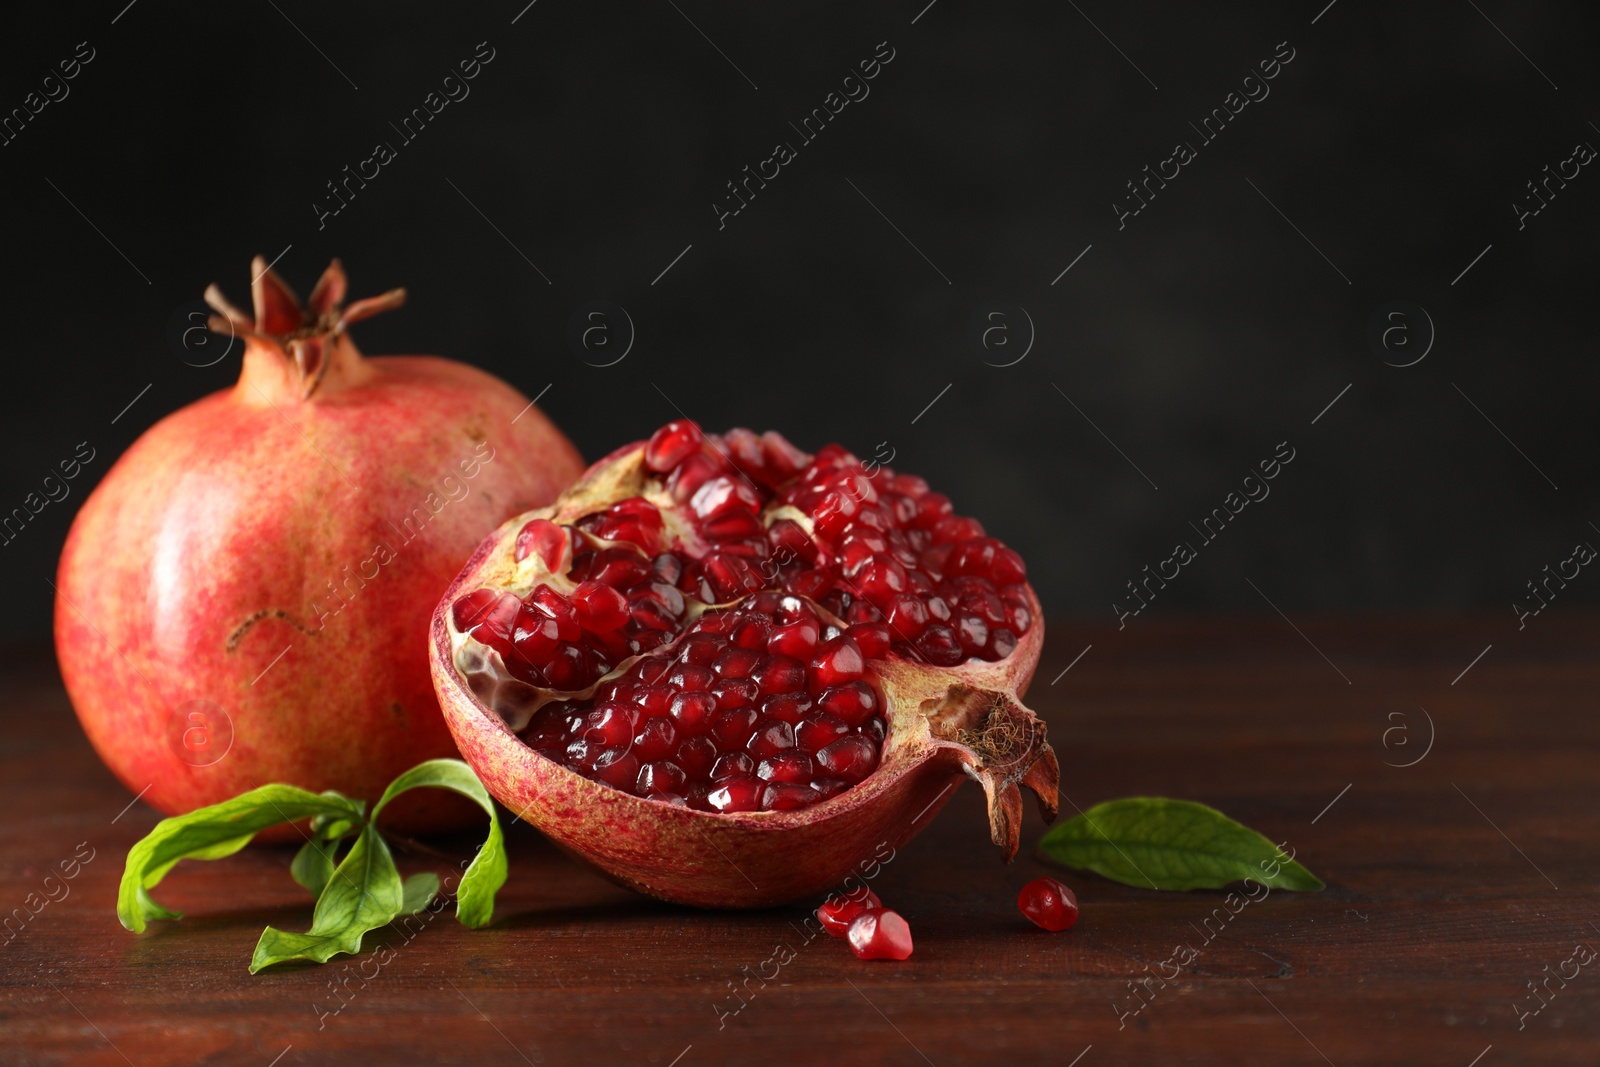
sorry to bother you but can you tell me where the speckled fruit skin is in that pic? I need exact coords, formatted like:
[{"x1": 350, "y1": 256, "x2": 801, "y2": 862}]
[
  {"x1": 430, "y1": 444, "x2": 1059, "y2": 907},
  {"x1": 55, "y1": 261, "x2": 583, "y2": 832}
]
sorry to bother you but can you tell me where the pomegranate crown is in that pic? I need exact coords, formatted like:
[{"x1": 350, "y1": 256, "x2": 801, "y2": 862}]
[{"x1": 204, "y1": 257, "x2": 405, "y2": 397}]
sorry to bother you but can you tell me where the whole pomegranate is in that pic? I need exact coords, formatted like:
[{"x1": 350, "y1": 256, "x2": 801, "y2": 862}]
[
  {"x1": 431, "y1": 420, "x2": 1058, "y2": 905},
  {"x1": 56, "y1": 258, "x2": 582, "y2": 830}
]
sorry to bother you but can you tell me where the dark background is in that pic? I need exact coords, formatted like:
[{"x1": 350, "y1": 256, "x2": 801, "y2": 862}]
[{"x1": 3, "y1": 0, "x2": 1596, "y2": 640}]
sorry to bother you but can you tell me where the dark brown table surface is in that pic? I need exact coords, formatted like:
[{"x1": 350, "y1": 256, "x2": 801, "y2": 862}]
[{"x1": 4, "y1": 614, "x2": 1598, "y2": 1067}]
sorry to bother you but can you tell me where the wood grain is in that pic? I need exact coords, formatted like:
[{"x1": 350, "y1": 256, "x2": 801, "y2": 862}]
[{"x1": 3, "y1": 614, "x2": 1597, "y2": 1066}]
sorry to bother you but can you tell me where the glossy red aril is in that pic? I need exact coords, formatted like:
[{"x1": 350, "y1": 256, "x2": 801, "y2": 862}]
[
  {"x1": 514, "y1": 518, "x2": 569, "y2": 570},
  {"x1": 847, "y1": 909, "x2": 914, "y2": 960},
  {"x1": 431, "y1": 419, "x2": 1058, "y2": 907},
  {"x1": 645, "y1": 420, "x2": 704, "y2": 472},
  {"x1": 1018, "y1": 876, "x2": 1079, "y2": 932},
  {"x1": 817, "y1": 887, "x2": 882, "y2": 937},
  {"x1": 56, "y1": 258, "x2": 582, "y2": 832}
]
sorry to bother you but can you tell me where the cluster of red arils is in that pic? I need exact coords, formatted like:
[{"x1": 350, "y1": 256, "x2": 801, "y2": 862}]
[{"x1": 449, "y1": 418, "x2": 1039, "y2": 815}]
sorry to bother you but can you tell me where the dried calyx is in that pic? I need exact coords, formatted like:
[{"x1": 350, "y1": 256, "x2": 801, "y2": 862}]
[{"x1": 204, "y1": 257, "x2": 405, "y2": 399}]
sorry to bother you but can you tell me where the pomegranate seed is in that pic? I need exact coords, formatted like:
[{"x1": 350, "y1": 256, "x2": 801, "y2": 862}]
[
  {"x1": 637, "y1": 684, "x2": 673, "y2": 716},
  {"x1": 844, "y1": 599, "x2": 882, "y2": 625},
  {"x1": 694, "y1": 607, "x2": 736, "y2": 634},
  {"x1": 513, "y1": 518, "x2": 569, "y2": 570},
  {"x1": 719, "y1": 428, "x2": 765, "y2": 476},
  {"x1": 454, "y1": 590, "x2": 520, "y2": 658},
  {"x1": 856, "y1": 556, "x2": 909, "y2": 605},
  {"x1": 586, "y1": 497, "x2": 666, "y2": 553},
  {"x1": 582, "y1": 706, "x2": 634, "y2": 747},
  {"x1": 816, "y1": 735, "x2": 878, "y2": 782},
  {"x1": 636, "y1": 760, "x2": 686, "y2": 796},
  {"x1": 784, "y1": 569, "x2": 831, "y2": 601},
  {"x1": 712, "y1": 646, "x2": 763, "y2": 679},
  {"x1": 884, "y1": 595, "x2": 930, "y2": 640},
  {"x1": 761, "y1": 430, "x2": 811, "y2": 480},
  {"x1": 883, "y1": 492, "x2": 918, "y2": 525},
  {"x1": 796, "y1": 712, "x2": 849, "y2": 753},
  {"x1": 753, "y1": 654, "x2": 808, "y2": 696},
  {"x1": 707, "y1": 774, "x2": 763, "y2": 813},
  {"x1": 651, "y1": 552, "x2": 683, "y2": 585},
  {"x1": 768, "y1": 617, "x2": 820, "y2": 659},
  {"x1": 543, "y1": 643, "x2": 589, "y2": 688},
  {"x1": 703, "y1": 551, "x2": 763, "y2": 601},
  {"x1": 512, "y1": 605, "x2": 561, "y2": 664},
  {"x1": 767, "y1": 518, "x2": 819, "y2": 565},
  {"x1": 847, "y1": 909, "x2": 913, "y2": 960},
  {"x1": 817, "y1": 886, "x2": 882, "y2": 937},
  {"x1": 645, "y1": 419, "x2": 704, "y2": 472},
  {"x1": 731, "y1": 616, "x2": 772, "y2": 651},
  {"x1": 954, "y1": 612, "x2": 989, "y2": 655},
  {"x1": 1018, "y1": 877, "x2": 1079, "y2": 931},
  {"x1": 668, "y1": 451, "x2": 726, "y2": 504},
  {"x1": 746, "y1": 718, "x2": 795, "y2": 757},
  {"x1": 589, "y1": 550, "x2": 651, "y2": 590},
  {"x1": 591, "y1": 749, "x2": 639, "y2": 789},
  {"x1": 677, "y1": 632, "x2": 722, "y2": 667},
  {"x1": 839, "y1": 538, "x2": 877, "y2": 577},
  {"x1": 914, "y1": 624, "x2": 964, "y2": 667},
  {"x1": 669, "y1": 664, "x2": 715, "y2": 691},
  {"x1": 816, "y1": 682, "x2": 878, "y2": 727},
  {"x1": 690, "y1": 475, "x2": 764, "y2": 521},
  {"x1": 451, "y1": 588, "x2": 500, "y2": 631},
  {"x1": 761, "y1": 782, "x2": 817, "y2": 811},
  {"x1": 709, "y1": 707, "x2": 759, "y2": 749},
  {"x1": 811, "y1": 777, "x2": 850, "y2": 800},
  {"x1": 919, "y1": 543, "x2": 954, "y2": 581},
  {"x1": 757, "y1": 751, "x2": 814, "y2": 783},
  {"x1": 630, "y1": 597, "x2": 677, "y2": 632},
  {"x1": 631, "y1": 717, "x2": 677, "y2": 760},
  {"x1": 809, "y1": 636, "x2": 865, "y2": 693},
  {"x1": 676, "y1": 735, "x2": 717, "y2": 778},
  {"x1": 527, "y1": 585, "x2": 582, "y2": 643},
  {"x1": 933, "y1": 515, "x2": 985, "y2": 544},
  {"x1": 711, "y1": 677, "x2": 758, "y2": 711},
  {"x1": 761, "y1": 692, "x2": 814, "y2": 724},
  {"x1": 813, "y1": 489, "x2": 860, "y2": 541},
  {"x1": 913, "y1": 492, "x2": 953, "y2": 528},
  {"x1": 989, "y1": 545, "x2": 1026, "y2": 584},
  {"x1": 710, "y1": 751, "x2": 755, "y2": 781},
  {"x1": 572, "y1": 580, "x2": 630, "y2": 633},
  {"x1": 845, "y1": 622, "x2": 892, "y2": 659},
  {"x1": 564, "y1": 737, "x2": 596, "y2": 768}
]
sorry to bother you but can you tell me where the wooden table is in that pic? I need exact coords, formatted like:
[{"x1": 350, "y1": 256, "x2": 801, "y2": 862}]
[{"x1": 4, "y1": 615, "x2": 1597, "y2": 1066}]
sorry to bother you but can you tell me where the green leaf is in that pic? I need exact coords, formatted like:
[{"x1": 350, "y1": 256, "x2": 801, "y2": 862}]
[
  {"x1": 290, "y1": 837, "x2": 338, "y2": 899},
  {"x1": 369, "y1": 759, "x2": 506, "y2": 929},
  {"x1": 290, "y1": 804, "x2": 364, "y2": 899},
  {"x1": 401, "y1": 872, "x2": 440, "y2": 914},
  {"x1": 1038, "y1": 797, "x2": 1325, "y2": 892},
  {"x1": 118, "y1": 785, "x2": 367, "y2": 933},
  {"x1": 249, "y1": 823, "x2": 403, "y2": 973}
]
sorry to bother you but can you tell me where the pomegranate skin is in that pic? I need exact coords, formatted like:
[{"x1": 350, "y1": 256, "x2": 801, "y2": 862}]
[
  {"x1": 55, "y1": 261, "x2": 583, "y2": 831},
  {"x1": 430, "y1": 443, "x2": 1059, "y2": 907}
]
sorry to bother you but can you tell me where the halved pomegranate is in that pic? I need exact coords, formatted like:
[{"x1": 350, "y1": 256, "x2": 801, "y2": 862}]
[{"x1": 430, "y1": 421, "x2": 1058, "y2": 907}]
